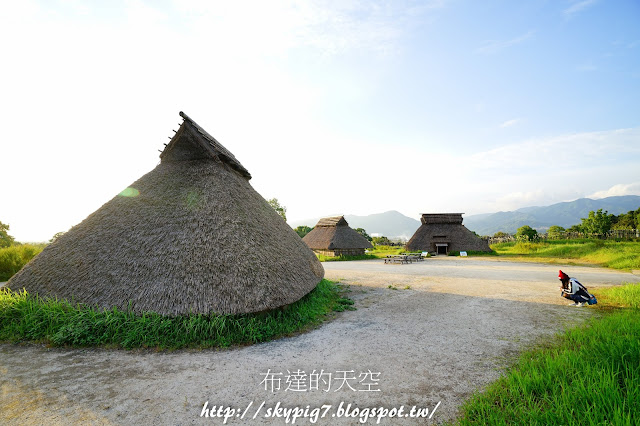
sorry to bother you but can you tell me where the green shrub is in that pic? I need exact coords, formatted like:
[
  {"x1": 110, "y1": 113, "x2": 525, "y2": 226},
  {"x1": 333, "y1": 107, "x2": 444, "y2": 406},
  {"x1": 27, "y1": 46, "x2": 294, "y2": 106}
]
[{"x1": 0, "y1": 244, "x2": 45, "y2": 281}]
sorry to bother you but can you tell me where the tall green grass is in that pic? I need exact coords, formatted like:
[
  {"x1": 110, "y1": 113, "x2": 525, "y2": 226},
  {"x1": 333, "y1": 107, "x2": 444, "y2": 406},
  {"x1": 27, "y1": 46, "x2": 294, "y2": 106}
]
[
  {"x1": 317, "y1": 254, "x2": 377, "y2": 262},
  {"x1": 366, "y1": 245, "x2": 406, "y2": 258},
  {"x1": 316, "y1": 245, "x2": 407, "y2": 261},
  {"x1": 491, "y1": 240, "x2": 640, "y2": 270},
  {"x1": 0, "y1": 244, "x2": 45, "y2": 281},
  {"x1": 454, "y1": 282, "x2": 640, "y2": 425},
  {"x1": 592, "y1": 283, "x2": 640, "y2": 309},
  {"x1": 0, "y1": 279, "x2": 351, "y2": 349}
]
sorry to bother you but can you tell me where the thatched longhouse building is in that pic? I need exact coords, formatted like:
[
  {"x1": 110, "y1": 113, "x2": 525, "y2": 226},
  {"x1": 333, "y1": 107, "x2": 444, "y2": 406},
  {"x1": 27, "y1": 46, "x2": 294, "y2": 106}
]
[
  {"x1": 406, "y1": 213, "x2": 490, "y2": 255},
  {"x1": 302, "y1": 216, "x2": 373, "y2": 257},
  {"x1": 8, "y1": 112, "x2": 324, "y2": 316}
]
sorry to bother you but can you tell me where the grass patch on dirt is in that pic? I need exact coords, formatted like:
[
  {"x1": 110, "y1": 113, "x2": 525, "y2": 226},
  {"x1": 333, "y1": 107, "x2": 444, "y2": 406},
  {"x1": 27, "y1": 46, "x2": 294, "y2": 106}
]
[
  {"x1": 453, "y1": 282, "x2": 640, "y2": 425},
  {"x1": 317, "y1": 254, "x2": 378, "y2": 262},
  {"x1": 0, "y1": 279, "x2": 353, "y2": 350},
  {"x1": 490, "y1": 239, "x2": 640, "y2": 270}
]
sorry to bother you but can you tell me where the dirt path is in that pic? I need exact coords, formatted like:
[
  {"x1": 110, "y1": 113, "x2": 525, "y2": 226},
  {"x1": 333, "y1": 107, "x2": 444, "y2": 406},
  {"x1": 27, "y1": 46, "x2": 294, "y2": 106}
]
[
  {"x1": 323, "y1": 256, "x2": 639, "y2": 304},
  {"x1": 1, "y1": 259, "x2": 638, "y2": 425}
]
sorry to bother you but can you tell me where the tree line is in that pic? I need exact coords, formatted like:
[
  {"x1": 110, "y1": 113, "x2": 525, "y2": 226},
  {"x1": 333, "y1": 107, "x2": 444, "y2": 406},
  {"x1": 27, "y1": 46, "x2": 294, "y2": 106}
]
[{"x1": 495, "y1": 207, "x2": 640, "y2": 241}]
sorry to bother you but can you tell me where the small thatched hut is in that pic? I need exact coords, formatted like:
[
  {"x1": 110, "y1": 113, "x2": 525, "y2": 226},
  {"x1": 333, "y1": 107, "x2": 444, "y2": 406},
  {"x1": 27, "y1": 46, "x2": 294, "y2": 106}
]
[
  {"x1": 8, "y1": 112, "x2": 324, "y2": 316},
  {"x1": 302, "y1": 216, "x2": 373, "y2": 257},
  {"x1": 406, "y1": 213, "x2": 490, "y2": 255}
]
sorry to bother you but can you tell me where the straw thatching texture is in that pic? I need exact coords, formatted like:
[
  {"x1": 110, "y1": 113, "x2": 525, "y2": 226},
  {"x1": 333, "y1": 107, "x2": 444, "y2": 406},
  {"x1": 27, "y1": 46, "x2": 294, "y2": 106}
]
[
  {"x1": 315, "y1": 216, "x2": 348, "y2": 227},
  {"x1": 406, "y1": 213, "x2": 490, "y2": 253},
  {"x1": 302, "y1": 216, "x2": 373, "y2": 254},
  {"x1": 420, "y1": 213, "x2": 463, "y2": 225},
  {"x1": 8, "y1": 114, "x2": 324, "y2": 316},
  {"x1": 161, "y1": 111, "x2": 251, "y2": 179}
]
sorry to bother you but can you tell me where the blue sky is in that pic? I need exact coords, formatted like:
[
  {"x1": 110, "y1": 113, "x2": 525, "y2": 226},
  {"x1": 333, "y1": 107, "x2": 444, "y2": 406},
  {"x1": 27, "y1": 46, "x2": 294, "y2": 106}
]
[{"x1": 2, "y1": 0, "x2": 639, "y2": 241}]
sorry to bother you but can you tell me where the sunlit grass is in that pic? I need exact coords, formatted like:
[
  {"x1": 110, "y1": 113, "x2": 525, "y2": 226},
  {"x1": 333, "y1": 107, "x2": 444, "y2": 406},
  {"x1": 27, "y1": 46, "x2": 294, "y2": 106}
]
[
  {"x1": 315, "y1": 245, "x2": 408, "y2": 261},
  {"x1": 0, "y1": 244, "x2": 45, "y2": 281},
  {"x1": 0, "y1": 279, "x2": 352, "y2": 350},
  {"x1": 592, "y1": 282, "x2": 640, "y2": 309},
  {"x1": 453, "y1": 282, "x2": 640, "y2": 425},
  {"x1": 366, "y1": 245, "x2": 406, "y2": 258},
  {"x1": 317, "y1": 254, "x2": 378, "y2": 262},
  {"x1": 491, "y1": 240, "x2": 640, "y2": 270}
]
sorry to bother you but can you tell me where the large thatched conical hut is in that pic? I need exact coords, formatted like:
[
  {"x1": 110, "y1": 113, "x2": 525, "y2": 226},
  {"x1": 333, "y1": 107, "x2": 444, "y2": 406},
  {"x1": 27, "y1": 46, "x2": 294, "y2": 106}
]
[
  {"x1": 302, "y1": 216, "x2": 373, "y2": 257},
  {"x1": 8, "y1": 112, "x2": 324, "y2": 316},
  {"x1": 406, "y1": 213, "x2": 490, "y2": 255}
]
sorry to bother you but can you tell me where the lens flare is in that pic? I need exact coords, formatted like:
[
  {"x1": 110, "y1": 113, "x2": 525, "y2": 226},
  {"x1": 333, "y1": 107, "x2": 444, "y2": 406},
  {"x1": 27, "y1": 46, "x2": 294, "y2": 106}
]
[
  {"x1": 185, "y1": 190, "x2": 200, "y2": 209},
  {"x1": 119, "y1": 187, "x2": 140, "y2": 197}
]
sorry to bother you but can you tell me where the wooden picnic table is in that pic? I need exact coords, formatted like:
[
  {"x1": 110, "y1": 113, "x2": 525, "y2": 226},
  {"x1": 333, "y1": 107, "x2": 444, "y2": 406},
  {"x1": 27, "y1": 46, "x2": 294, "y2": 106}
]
[
  {"x1": 384, "y1": 254, "x2": 418, "y2": 263},
  {"x1": 401, "y1": 252, "x2": 424, "y2": 261},
  {"x1": 384, "y1": 255, "x2": 409, "y2": 264},
  {"x1": 384, "y1": 254, "x2": 423, "y2": 264}
]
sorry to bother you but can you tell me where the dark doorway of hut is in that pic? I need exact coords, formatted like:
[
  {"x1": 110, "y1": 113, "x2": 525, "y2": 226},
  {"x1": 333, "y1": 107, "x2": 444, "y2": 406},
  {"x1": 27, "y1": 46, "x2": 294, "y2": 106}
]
[{"x1": 436, "y1": 243, "x2": 448, "y2": 256}]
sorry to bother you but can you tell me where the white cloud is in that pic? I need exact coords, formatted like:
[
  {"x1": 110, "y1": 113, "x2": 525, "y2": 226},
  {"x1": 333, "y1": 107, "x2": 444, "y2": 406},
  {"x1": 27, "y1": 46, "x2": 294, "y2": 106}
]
[
  {"x1": 475, "y1": 31, "x2": 535, "y2": 55},
  {"x1": 5, "y1": 0, "x2": 440, "y2": 241},
  {"x1": 564, "y1": 0, "x2": 598, "y2": 17},
  {"x1": 171, "y1": 0, "x2": 439, "y2": 59},
  {"x1": 2, "y1": 1, "x2": 637, "y2": 241},
  {"x1": 493, "y1": 190, "x2": 547, "y2": 210},
  {"x1": 469, "y1": 128, "x2": 640, "y2": 172},
  {"x1": 499, "y1": 118, "x2": 521, "y2": 128},
  {"x1": 588, "y1": 183, "x2": 640, "y2": 199},
  {"x1": 285, "y1": 127, "x2": 640, "y2": 221},
  {"x1": 445, "y1": 128, "x2": 640, "y2": 214}
]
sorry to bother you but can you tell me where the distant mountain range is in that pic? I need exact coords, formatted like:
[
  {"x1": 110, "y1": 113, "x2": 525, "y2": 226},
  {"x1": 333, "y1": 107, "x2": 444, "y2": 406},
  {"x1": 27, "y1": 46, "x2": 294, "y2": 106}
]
[
  {"x1": 289, "y1": 195, "x2": 640, "y2": 239},
  {"x1": 464, "y1": 195, "x2": 640, "y2": 235}
]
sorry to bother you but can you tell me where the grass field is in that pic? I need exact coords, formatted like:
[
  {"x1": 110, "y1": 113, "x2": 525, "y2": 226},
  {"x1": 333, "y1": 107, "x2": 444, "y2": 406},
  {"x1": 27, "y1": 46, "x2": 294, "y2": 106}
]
[
  {"x1": 0, "y1": 279, "x2": 352, "y2": 350},
  {"x1": 365, "y1": 245, "x2": 407, "y2": 258},
  {"x1": 453, "y1": 282, "x2": 640, "y2": 425},
  {"x1": 317, "y1": 253, "x2": 377, "y2": 262},
  {"x1": 490, "y1": 239, "x2": 640, "y2": 271},
  {"x1": 0, "y1": 244, "x2": 45, "y2": 281},
  {"x1": 315, "y1": 245, "x2": 409, "y2": 261}
]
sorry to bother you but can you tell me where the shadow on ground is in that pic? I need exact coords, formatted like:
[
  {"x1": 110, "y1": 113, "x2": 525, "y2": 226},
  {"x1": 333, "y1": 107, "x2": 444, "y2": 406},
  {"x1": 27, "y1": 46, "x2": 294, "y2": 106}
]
[{"x1": 1, "y1": 279, "x2": 596, "y2": 425}]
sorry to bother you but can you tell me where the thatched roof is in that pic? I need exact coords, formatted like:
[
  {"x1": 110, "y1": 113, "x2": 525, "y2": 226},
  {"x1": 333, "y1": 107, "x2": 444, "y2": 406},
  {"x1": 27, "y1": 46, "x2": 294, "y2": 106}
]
[
  {"x1": 162, "y1": 111, "x2": 251, "y2": 179},
  {"x1": 420, "y1": 213, "x2": 464, "y2": 224},
  {"x1": 8, "y1": 112, "x2": 324, "y2": 316},
  {"x1": 316, "y1": 216, "x2": 348, "y2": 227},
  {"x1": 407, "y1": 213, "x2": 490, "y2": 252},
  {"x1": 302, "y1": 216, "x2": 373, "y2": 250}
]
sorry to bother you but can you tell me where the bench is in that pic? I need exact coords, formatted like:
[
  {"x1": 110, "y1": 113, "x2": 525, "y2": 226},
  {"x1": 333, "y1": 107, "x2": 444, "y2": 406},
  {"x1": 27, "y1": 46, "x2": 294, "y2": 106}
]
[
  {"x1": 401, "y1": 253, "x2": 424, "y2": 262},
  {"x1": 384, "y1": 255, "x2": 410, "y2": 264}
]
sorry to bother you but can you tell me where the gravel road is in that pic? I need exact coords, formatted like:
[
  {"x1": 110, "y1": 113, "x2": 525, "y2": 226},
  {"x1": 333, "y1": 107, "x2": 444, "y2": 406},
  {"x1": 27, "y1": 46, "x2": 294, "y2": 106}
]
[{"x1": 2, "y1": 258, "x2": 638, "y2": 425}]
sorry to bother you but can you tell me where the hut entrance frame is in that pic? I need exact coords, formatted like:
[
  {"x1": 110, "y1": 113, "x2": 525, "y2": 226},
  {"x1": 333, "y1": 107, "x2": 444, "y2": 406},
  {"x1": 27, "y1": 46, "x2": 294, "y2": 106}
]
[{"x1": 435, "y1": 243, "x2": 449, "y2": 255}]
